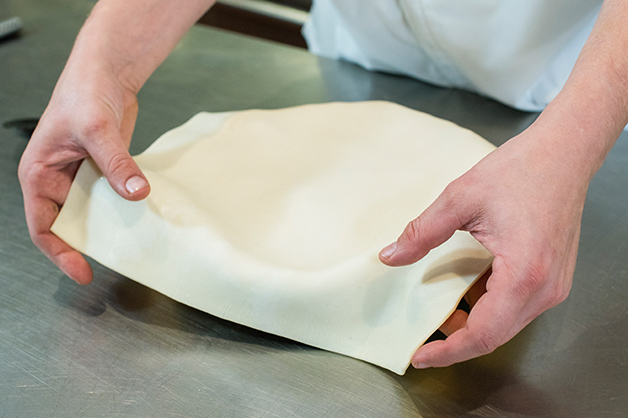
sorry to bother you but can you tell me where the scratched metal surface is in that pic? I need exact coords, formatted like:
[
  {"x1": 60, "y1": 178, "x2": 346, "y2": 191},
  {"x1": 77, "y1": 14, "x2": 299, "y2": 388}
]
[{"x1": 1, "y1": 1, "x2": 627, "y2": 417}]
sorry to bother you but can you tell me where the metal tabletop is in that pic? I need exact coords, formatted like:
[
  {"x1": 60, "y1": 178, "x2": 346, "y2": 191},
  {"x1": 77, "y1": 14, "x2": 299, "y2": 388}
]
[{"x1": 1, "y1": 1, "x2": 626, "y2": 416}]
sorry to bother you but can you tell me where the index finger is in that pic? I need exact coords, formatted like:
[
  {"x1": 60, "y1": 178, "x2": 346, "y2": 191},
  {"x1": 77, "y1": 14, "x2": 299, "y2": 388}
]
[
  {"x1": 412, "y1": 267, "x2": 528, "y2": 368},
  {"x1": 23, "y1": 184, "x2": 93, "y2": 285}
]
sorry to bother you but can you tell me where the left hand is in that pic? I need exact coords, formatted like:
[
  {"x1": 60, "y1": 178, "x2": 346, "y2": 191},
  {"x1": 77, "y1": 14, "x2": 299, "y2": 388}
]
[
  {"x1": 379, "y1": 0, "x2": 628, "y2": 368},
  {"x1": 379, "y1": 122, "x2": 590, "y2": 368}
]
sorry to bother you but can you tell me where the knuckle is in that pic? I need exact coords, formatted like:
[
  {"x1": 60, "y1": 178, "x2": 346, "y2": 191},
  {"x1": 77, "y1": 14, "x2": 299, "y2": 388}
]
[
  {"x1": 30, "y1": 231, "x2": 46, "y2": 253},
  {"x1": 81, "y1": 117, "x2": 112, "y2": 140},
  {"x1": 507, "y1": 258, "x2": 551, "y2": 301},
  {"x1": 511, "y1": 262, "x2": 570, "y2": 308},
  {"x1": 472, "y1": 330, "x2": 502, "y2": 355},
  {"x1": 521, "y1": 264, "x2": 547, "y2": 295},
  {"x1": 543, "y1": 280, "x2": 571, "y2": 308},
  {"x1": 106, "y1": 152, "x2": 133, "y2": 177},
  {"x1": 27, "y1": 218, "x2": 52, "y2": 253},
  {"x1": 17, "y1": 159, "x2": 31, "y2": 185},
  {"x1": 18, "y1": 159, "x2": 46, "y2": 187},
  {"x1": 402, "y1": 217, "x2": 422, "y2": 243}
]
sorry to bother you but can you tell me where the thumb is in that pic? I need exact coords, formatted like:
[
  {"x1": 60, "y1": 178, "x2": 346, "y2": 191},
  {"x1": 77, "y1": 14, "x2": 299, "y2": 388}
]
[
  {"x1": 84, "y1": 128, "x2": 150, "y2": 201},
  {"x1": 379, "y1": 191, "x2": 467, "y2": 266}
]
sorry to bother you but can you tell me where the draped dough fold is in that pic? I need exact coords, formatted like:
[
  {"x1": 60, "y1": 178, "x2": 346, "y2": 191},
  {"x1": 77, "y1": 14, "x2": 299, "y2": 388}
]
[{"x1": 52, "y1": 101, "x2": 495, "y2": 374}]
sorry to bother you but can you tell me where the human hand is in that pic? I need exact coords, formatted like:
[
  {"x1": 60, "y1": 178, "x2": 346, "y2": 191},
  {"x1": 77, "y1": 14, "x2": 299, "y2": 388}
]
[
  {"x1": 379, "y1": 123, "x2": 593, "y2": 368},
  {"x1": 16, "y1": 0, "x2": 220, "y2": 285},
  {"x1": 18, "y1": 64, "x2": 150, "y2": 285},
  {"x1": 380, "y1": 0, "x2": 628, "y2": 369}
]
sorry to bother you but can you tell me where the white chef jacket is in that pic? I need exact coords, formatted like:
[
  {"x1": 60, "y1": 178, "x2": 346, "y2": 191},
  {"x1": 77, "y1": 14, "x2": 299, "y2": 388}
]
[{"x1": 303, "y1": 0, "x2": 603, "y2": 111}]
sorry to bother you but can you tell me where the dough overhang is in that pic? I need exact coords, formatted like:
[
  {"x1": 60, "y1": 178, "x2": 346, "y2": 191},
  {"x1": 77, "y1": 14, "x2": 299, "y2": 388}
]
[{"x1": 52, "y1": 101, "x2": 495, "y2": 374}]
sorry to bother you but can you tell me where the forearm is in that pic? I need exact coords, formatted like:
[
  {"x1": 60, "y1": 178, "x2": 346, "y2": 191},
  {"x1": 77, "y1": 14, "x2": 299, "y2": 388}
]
[
  {"x1": 533, "y1": 0, "x2": 628, "y2": 179},
  {"x1": 64, "y1": 0, "x2": 215, "y2": 94}
]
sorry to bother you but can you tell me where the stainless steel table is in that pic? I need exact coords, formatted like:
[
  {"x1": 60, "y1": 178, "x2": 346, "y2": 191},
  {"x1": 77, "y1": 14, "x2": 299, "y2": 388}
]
[{"x1": 1, "y1": 1, "x2": 626, "y2": 416}]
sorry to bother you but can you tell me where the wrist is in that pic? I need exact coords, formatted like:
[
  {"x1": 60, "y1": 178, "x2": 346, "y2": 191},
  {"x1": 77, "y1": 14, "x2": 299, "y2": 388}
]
[
  {"x1": 71, "y1": 6, "x2": 153, "y2": 94},
  {"x1": 528, "y1": 80, "x2": 625, "y2": 181},
  {"x1": 70, "y1": 0, "x2": 214, "y2": 94}
]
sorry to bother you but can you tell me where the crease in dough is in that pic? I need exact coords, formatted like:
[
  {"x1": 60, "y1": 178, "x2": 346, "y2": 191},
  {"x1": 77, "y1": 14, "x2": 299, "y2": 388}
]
[{"x1": 52, "y1": 101, "x2": 495, "y2": 374}]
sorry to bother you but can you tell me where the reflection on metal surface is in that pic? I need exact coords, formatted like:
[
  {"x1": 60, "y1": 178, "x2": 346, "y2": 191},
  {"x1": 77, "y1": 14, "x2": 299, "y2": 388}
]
[
  {"x1": 3, "y1": 117, "x2": 39, "y2": 140},
  {"x1": 218, "y1": 0, "x2": 309, "y2": 24},
  {"x1": 0, "y1": 17, "x2": 23, "y2": 41}
]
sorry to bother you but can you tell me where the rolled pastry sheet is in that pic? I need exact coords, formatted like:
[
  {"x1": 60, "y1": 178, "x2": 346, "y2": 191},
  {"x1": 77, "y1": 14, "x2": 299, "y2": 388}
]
[{"x1": 52, "y1": 101, "x2": 495, "y2": 374}]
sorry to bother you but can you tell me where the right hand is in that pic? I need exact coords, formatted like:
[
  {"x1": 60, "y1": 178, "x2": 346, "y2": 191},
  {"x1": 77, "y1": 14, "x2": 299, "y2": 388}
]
[{"x1": 18, "y1": 63, "x2": 150, "y2": 284}]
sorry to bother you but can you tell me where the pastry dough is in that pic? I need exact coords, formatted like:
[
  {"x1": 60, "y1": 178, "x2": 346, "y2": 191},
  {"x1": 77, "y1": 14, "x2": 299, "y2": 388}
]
[{"x1": 52, "y1": 101, "x2": 495, "y2": 374}]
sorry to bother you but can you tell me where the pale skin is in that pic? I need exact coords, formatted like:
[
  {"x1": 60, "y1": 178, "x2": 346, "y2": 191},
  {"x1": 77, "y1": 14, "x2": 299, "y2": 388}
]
[{"x1": 18, "y1": 0, "x2": 628, "y2": 368}]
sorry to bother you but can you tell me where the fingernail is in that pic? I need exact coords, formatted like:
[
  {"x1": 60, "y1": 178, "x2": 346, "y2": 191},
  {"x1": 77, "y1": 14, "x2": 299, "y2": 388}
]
[
  {"x1": 125, "y1": 175, "x2": 148, "y2": 194},
  {"x1": 380, "y1": 242, "x2": 397, "y2": 259},
  {"x1": 413, "y1": 362, "x2": 429, "y2": 369}
]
